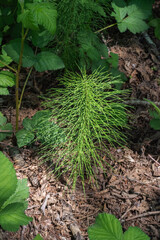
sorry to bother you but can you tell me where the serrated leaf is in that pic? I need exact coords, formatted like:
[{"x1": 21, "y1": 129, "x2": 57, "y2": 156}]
[
  {"x1": 4, "y1": 39, "x2": 36, "y2": 67},
  {"x1": 111, "y1": 0, "x2": 127, "y2": 22},
  {"x1": 16, "y1": 129, "x2": 35, "y2": 148},
  {"x1": 150, "y1": 119, "x2": 160, "y2": 130},
  {"x1": 0, "y1": 54, "x2": 13, "y2": 67},
  {"x1": 22, "y1": 117, "x2": 34, "y2": 131},
  {"x1": 0, "y1": 87, "x2": 9, "y2": 95},
  {"x1": 122, "y1": 16, "x2": 148, "y2": 34},
  {"x1": 0, "y1": 112, "x2": 7, "y2": 126},
  {"x1": 17, "y1": 9, "x2": 39, "y2": 31},
  {"x1": 26, "y1": 2, "x2": 57, "y2": 35},
  {"x1": 0, "y1": 151, "x2": 17, "y2": 208},
  {"x1": 0, "y1": 71, "x2": 15, "y2": 87},
  {"x1": 124, "y1": 226, "x2": 150, "y2": 240},
  {"x1": 31, "y1": 30, "x2": 54, "y2": 48},
  {"x1": 112, "y1": 0, "x2": 152, "y2": 34},
  {"x1": 34, "y1": 51, "x2": 65, "y2": 72},
  {"x1": 1, "y1": 179, "x2": 29, "y2": 210},
  {"x1": 88, "y1": 213, "x2": 123, "y2": 240},
  {"x1": 0, "y1": 203, "x2": 32, "y2": 232},
  {"x1": 107, "y1": 52, "x2": 119, "y2": 68},
  {"x1": 33, "y1": 234, "x2": 44, "y2": 240},
  {"x1": 32, "y1": 110, "x2": 52, "y2": 127},
  {"x1": 0, "y1": 123, "x2": 13, "y2": 141}
]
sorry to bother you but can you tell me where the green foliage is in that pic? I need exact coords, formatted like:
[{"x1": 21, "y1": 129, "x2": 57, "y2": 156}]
[
  {"x1": 33, "y1": 234, "x2": 44, "y2": 240},
  {"x1": 0, "y1": 151, "x2": 32, "y2": 231},
  {"x1": 54, "y1": 0, "x2": 112, "y2": 70},
  {"x1": 0, "y1": 70, "x2": 15, "y2": 95},
  {"x1": 41, "y1": 69, "x2": 130, "y2": 187},
  {"x1": 111, "y1": 0, "x2": 154, "y2": 34},
  {"x1": 149, "y1": 18, "x2": 160, "y2": 40},
  {"x1": 17, "y1": 2, "x2": 57, "y2": 35},
  {"x1": 88, "y1": 213, "x2": 150, "y2": 240},
  {"x1": 4, "y1": 40, "x2": 64, "y2": 71},
  {"x1": 0, "y1": 112, "x2": 13, "y2": 141},
  {"x1": 145, "y1": 99, "x2": 160, "y2": 130},
  {"x1": 16, "y1": 110, "x2": 65, "y2": 148}
]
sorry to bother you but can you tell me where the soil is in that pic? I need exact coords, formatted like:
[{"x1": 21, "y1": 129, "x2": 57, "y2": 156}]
[{"x1": 0, "y1": 5, "x2": 160, "y2": 240}]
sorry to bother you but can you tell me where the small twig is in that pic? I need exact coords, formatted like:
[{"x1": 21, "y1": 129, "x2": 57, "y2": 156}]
[
  {"x1": 27, "y1": 205, "x2": 40, "y2": 210},
  {"x1": 126, "y1": 176, "x2": 160, "y2": 191},
  {"x1": 121, "y1": 211, "x2": 160, "y2": 223},
  {"x1": 0, "y1": 130, "x2": 13, "y2": 133},
  {"x1": 148, "y1": 154, "x2": 160, "y2": 166},
  {"x1": 41, "y1": 193, "x2": 50, "y2": 215},
  {"x1": 125, "y1": 100, "x2": 160, "y2": 107}
]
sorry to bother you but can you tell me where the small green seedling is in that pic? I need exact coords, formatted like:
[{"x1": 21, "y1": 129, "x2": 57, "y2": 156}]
[
  {"x1": 16, "y1": 110, "x2": 65, "y2": 148},
  {"x1": 145, "y1": 99, "x2": 160, "y2": 130},
  {"x1": 88, "y1": 213, "x2": 150, "y2": 240},
  {"x1": 0, "y1": 112, "x2": 13, "y2": 141},
  {"x1": 33, "y1": 234, "x2": 44, "y2": 240},
  {"x1": 0, "y1": 151, "x2": 32, "y2": 231}
]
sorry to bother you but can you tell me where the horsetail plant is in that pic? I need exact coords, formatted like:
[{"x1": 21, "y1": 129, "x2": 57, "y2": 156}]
[{"x1": 40, "y1": 69, "x2": 130, "y2": 188}]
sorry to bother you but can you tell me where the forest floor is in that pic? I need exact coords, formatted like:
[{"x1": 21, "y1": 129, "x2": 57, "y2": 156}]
[{"x1": 0, "y1": 6, "x2": 160, "y2": 240}]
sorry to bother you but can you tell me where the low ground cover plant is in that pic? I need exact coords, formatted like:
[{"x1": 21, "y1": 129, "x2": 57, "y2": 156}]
[
  {"x1": 40, "y1": 68, "x2": 130, "y2": 187},
  {"x1": 0, "y1": 151, "x2": 32, "y2": 231},
  {"x1": 88, "y1": 213, "x2": 150, "y2": 240}
]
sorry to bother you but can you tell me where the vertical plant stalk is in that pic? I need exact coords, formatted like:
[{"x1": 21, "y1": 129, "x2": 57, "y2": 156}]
[{"x1": 15, "y1": 27, "x2": 28, "y2": 131}]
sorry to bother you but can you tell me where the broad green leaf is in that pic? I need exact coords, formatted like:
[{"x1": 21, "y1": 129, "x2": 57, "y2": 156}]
[
  {"x1": 150, "y1": 119, "x2": 160, "y2": 130},
  {"x1": 31, "y1": 30, "x2": 54, "y2": 48},
  {"x1": 149, "y1": 18, "x2": 160, "y2": 39},
  {"x1": 26, "y1": 2, "x2": 57, "y2": 35},
  {"x1": 0, "y1": 203, "x2": 32, "y2": 232},
  {"x1": 1, "y1": 179, "x2": 29, "y2": 210},
  {"x1": 33, "y1": 234, "x2": 44, "y2": 240},
  {"x1": 107, "y1": 52, "x2": 119, "y2": 68},
  {"x1": 0, "y1": 151, "x2": 17, "y2": 208},
  {"x1": 0, "y1": 87, "x2": 9, "y2": 95},
  {"x1": 111, "y1": 0, "x2": 127, "y2": 22},
  {"x1": 17, "y1": 9, "x2": 39, "y2": 31},
  {"x1": 0, "y1": 112, "x2": 7, "y2": 126},
  {"x1": 112, "y1": 0, "x2": 153, "y2": 34},
  {"x1": 88, "y1": 213, "x2": 123, "y2": 240},
  {"x1": 0, "y1": 54, "x2": 13, "y2": 67},
  {"x1": 124, "y1": 226, "x2": 150, "y2": 240},
  {"x1": 32, "y1": 110, "x2": 52, "y2": 127},
  {"x1": 34, "y1": 51, "x2": 65, "y2": 72},
  {"x1": 22, "y1": 117, "x2": 34, "y2": 131},
  {"x1": 0, "y1": 71, "x2": 15, "y2": 87},
  {"x1": 122, "y1": 16, "x2": 148, "y2": 34},
  {"x1": 31, "y1": 110, "x2": 52, "y2": 127},
  {"x1": 0, "y1": 123, "x2": 13, "y2": 141},
  {"x1": 4, "y1": 39, "x2": 35, "y2": 67},
  {"x1": 16, "y1": 129, "x2": 35, "y2": 148}
]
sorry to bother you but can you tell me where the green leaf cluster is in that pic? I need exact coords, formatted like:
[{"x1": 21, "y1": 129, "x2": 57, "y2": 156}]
[
  {"x1": 0, "y1": 112, "x2": 12, "y2": 141},
  {"x1": 88, "y1": 213, "x2": 150, "y2": 240},
  {"x1": 112, "y1": 0, "x2": 154, "y2": 34},
  {"x1": 0, "y1": 151, "x2": 32, "y2": 232},
  {"x1": 145, "y1": 99, "x2": 160, "y2": 130},
  {"x1": 16, "y1": 110, "x2": 65, "y2": 148},
  {"x1": 41, "y1": 69, "x2": 130, "y2": 187},
  {"x1": 149, "y1": 18, "x2": 160, "y2": 40},
  {"x1": 54, "y1": 0, "x2": 112, "y2": 70},
  {"x1": 0, "y1": 70, "x2": 15, "y2": 95}
]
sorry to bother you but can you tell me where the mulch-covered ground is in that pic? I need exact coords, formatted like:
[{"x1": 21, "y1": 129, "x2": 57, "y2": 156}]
[{"x1": 0, "y1": 5, "x2": 160, "y2": 239}]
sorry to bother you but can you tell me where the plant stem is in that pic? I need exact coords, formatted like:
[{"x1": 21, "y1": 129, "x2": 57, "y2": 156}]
[
  {"x1": 15, "y1": 28, "x2": 28, "y2": 131},
  {"x1": 0, "y1": 60, "x2": 17, "y2": 73},
  {"x1": 95, "y1": 22, "x2": 117, "y2": 34},
  {"x1": 18, "y1": 66, "x2": 33, "y2": 110}
]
